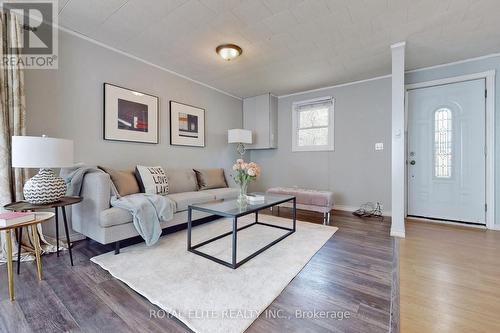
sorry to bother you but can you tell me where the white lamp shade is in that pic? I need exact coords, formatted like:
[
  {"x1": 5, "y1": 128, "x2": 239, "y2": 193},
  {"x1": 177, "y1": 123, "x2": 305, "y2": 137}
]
[
  {"x1": 228, "y1": 129, "x2": 252, "y2": 144},
  {"x1": 12, "y1": 136, "x2": 74, "y2": 168}
]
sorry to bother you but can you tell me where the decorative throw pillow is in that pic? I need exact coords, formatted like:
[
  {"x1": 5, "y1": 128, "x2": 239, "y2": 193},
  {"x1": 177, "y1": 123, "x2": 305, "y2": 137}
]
[
  {"x1": 135, "y1": 165, "x2": 169, "y2": 195},
  {"x1": 193, "y1": 168, "x2": 228, "y2": 190},
  {"x1": 165, "y1": 169, "x2": 198, "y2": 193},
  {"x1": 98, "y1": 167, "x2": 140, "y2": 197}
]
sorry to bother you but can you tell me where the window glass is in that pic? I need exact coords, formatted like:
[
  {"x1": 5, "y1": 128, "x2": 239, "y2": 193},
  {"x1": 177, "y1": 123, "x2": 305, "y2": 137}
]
[
  {"x1": 434, "y1": 108, "x2": 452, "y2": 178},
  {"x1": 298, "y1": 128, "x2": 329, "y2": 146},
  {"x1": 298, "y1": 108, "x2": 329, "y2": 128},
  {"x1": 293, "y1": 98, "x2": 334, "y2": 151}
]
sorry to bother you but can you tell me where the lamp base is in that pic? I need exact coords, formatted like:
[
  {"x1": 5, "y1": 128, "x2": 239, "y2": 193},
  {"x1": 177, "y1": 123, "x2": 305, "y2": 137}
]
[
  {"x1": 23, "y1": 169, "x2": 67, "y2": 204},
  {"x1": 236, "y1": 143, "x2": 246, "y2": 156}
]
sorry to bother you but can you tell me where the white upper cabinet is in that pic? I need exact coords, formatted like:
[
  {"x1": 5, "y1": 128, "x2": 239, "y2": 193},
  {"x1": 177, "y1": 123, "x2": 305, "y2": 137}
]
[{"x1": 243, "y1": 93, "x2": 278, "y2": 149}]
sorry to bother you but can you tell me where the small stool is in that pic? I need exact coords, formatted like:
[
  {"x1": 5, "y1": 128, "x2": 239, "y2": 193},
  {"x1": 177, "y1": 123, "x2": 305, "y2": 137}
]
[
  {"x1": 0, "y1": 212, "x2": 54, "y2": 301},
  {"x1": 267, "y1": 187, "x2": 334, "y2": 225}
]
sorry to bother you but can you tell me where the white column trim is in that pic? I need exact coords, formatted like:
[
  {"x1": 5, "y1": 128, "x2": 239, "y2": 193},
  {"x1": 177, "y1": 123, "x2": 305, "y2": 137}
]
[{"x1": 391, "y1": 41, "x2": 406, "y2": 238}]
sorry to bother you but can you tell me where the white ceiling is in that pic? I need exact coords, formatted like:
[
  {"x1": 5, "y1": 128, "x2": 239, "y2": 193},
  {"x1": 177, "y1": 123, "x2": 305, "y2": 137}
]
[{"x1": 57, "y1": 0, "x2": 500, "y2": 98}]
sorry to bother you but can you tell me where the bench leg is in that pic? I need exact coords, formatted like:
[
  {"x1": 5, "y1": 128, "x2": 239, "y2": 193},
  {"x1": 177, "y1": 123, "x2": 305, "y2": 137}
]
[
  {"x1": 115, "y1": 241, "x2": 120, "y2": 255},
  {"x1": 323, "y1": 212, "x2": 332, "y2": 225}
]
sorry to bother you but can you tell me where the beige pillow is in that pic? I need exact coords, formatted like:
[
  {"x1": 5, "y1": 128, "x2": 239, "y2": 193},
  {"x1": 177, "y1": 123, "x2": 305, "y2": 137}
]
[
  {"x1": 166, "y1": 169, "x2": 198, "y2": 193},
  {"x1": 99, "y1": 167, "x2": 140, "y2": 197},
  {"x1": 194, "y1": 168, "x2": 228, "y2": 190}
]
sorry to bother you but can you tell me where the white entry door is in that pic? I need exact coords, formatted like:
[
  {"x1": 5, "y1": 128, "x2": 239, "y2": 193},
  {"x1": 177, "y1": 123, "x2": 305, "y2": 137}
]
[{"x1": 407, "y1": 79, "x2": 486, "y2": 224}]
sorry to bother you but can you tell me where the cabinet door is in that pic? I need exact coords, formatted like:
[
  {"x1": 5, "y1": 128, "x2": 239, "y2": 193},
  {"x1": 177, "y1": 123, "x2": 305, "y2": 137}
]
[
  {"x1": 243, "y1": 96, "x2": 256, "y2": 129},
  {"x1": 244, "y1": 94, "x2": 270, "y2": 149},
  {"x1": 269, "y1": 94, "x2": 278, "y2": 148}
]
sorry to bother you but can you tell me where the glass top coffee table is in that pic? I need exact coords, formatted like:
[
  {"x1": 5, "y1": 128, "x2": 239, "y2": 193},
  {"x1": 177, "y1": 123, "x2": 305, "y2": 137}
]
[{"x1": 187, "y1": 193, "x2": 296, "y2": 269}]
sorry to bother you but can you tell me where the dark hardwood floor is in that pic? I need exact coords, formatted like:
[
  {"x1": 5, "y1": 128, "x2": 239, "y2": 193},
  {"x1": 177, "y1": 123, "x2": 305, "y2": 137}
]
[{"x1": 0, "y1": 209, "x2": 393, "y2": 333}]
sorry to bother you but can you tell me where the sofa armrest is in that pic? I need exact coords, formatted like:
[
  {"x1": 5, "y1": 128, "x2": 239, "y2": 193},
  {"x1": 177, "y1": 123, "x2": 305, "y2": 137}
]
[{"x1": 71, "y1": 172, "x2": 111, "y2": 241}]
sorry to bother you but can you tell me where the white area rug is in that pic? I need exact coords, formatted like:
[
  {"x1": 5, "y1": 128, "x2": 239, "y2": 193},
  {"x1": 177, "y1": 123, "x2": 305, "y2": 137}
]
[{"x1": 91, "y1": 214, "x2": 337, "y2": 333}]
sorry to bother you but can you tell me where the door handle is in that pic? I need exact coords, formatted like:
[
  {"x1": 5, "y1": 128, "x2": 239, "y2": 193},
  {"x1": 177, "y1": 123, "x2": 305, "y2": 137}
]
[{"x1": 410, "y1": 160, "x2": 416, "y2": 165}]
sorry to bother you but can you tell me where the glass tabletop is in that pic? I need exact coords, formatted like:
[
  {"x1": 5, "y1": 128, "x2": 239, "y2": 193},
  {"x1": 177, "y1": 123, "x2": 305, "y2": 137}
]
[{"x1": 189, "y1": 193, "x2": 295, "y2": 217}]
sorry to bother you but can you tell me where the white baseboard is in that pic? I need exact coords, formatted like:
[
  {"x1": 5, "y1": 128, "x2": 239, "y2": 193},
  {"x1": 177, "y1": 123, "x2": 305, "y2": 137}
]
[
  {"x1": 44, "y1": 233, "x2": 86, "y2": 245},
  {"x1": 333, "y1": 205, "x2": 359, "y2": 212},
  {"x1": 491, "y1": 225, "x2": 500, "y2": 231},
  {"x1": 68, "y1": 233, "x2": 86, "y2": 242},
  {"x1": 390, "y1": 230, "x2": 405, "y2": 238},
  {"x1": 334, "y1": 205, "x2": 392, "y2": 217},
  {"x1": 407, "y1": 216, "x2": 488, "y2": 230}
]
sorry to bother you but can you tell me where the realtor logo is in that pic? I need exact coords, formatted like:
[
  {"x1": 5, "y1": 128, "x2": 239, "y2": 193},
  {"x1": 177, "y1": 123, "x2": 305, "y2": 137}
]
[{"x1": 1, "y1": 0, "x2": 58, "y2": 69}]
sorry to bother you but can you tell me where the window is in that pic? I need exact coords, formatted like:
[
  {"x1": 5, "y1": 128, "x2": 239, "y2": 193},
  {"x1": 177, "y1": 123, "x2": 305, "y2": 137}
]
[
  {"x1": 292, "y1": 97, "x2": 334, "y2": 151},
  {"x1": 434, "y1": 108, "x2": 452, "y2": 178}
]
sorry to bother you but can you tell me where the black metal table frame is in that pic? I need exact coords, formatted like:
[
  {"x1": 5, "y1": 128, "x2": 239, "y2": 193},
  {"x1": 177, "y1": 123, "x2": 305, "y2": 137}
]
[
  {"x1": 187, "y1": 196, "x2": 296, "y2": 269},
  {"x1": 4, "y1": 200, "x2": 80, "y2": 274}
]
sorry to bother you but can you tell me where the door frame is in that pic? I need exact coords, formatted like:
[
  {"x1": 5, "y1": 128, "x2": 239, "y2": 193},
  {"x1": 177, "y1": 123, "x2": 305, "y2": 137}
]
[{"x1": 404, "y1": 70, "x2": 496, "y2": 229}]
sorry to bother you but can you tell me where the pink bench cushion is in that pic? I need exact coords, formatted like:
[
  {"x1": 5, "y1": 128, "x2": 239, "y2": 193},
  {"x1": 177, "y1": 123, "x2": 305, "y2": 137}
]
[{"x1": 267, "y1": 187, "x2": 334, "y2": 210}]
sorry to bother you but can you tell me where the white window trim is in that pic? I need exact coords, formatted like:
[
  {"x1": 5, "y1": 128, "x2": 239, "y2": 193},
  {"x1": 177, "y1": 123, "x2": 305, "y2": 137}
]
[{"x1": 292, "y1": 96, "x2": 335, "y2": 152}]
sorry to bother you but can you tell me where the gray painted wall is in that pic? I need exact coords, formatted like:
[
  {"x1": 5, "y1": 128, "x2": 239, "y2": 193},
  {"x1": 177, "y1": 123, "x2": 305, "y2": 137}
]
[
  {"x1": 250, "y1": 54, "x2": 500, "y2": 226},
  {"x1": 249, "y1": 78, "x2": 392, "y2": 213},
  {"x1": 23, "y1": 29, "x2": 500, "y2": 238},
  {"x1": 24, "y1": 30, "x2": 242, "y2": 239},
  {"x1": 406, "y1": 55, "x2": 500, "y2": 226}
]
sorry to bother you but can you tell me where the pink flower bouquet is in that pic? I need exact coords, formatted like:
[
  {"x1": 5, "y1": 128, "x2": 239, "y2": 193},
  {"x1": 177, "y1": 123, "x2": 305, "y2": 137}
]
[{"x1": 232, "y1": 159, "x2": 261, "y2": 204}]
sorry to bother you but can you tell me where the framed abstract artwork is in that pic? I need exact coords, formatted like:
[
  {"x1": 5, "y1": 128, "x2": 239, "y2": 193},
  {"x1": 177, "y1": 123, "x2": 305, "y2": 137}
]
[
  {"x1": 103, "y1": 83, "x2": 159, "y2": 144},
  {"x1": 169, "y1": 101, "x2": 205, "y2": 147}
]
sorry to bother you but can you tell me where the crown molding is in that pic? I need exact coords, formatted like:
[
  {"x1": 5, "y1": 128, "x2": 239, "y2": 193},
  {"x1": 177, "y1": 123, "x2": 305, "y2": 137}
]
[
  {"x1": 50, "y1": 21, "x2": 500, "y2": 101},
  {"x1": 390, "y1": 41, "x2": 406, "y2": 49},
  {"x1": 278, "y1": 74, "x2": 392, "y2": 99},
  {"x1": 278, "y1": 52, "x2": 500, "y2": 98},
  {"x1": 55, "y1": 25, "x2": 242, "y2": 101},
  {"x1": 406, "y1": 52, "x2": 500, "y2": 74}
]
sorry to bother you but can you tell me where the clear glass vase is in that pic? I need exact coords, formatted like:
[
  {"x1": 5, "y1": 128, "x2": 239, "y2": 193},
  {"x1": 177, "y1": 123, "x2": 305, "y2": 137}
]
[{"x1": 237, "y1": 182, "x2": 248, "y2": 206}]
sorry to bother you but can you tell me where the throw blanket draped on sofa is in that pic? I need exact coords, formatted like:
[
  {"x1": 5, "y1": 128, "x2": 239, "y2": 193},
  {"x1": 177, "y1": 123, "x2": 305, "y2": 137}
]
[
  {"x1": 61, "y1": 166, "x2": 175, "y2": 246},
  {"x1": 111, "y1": 194, "x2": 175, "y2": 246},
  {"x1": 61, "y1": 164, "x2": 105, "y2": 197}
]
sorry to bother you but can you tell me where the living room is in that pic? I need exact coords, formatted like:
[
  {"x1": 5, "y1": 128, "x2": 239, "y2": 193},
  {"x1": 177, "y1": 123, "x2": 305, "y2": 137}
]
[{"x1": 0, "y1": 1, "x2": 500, "y2": 332}]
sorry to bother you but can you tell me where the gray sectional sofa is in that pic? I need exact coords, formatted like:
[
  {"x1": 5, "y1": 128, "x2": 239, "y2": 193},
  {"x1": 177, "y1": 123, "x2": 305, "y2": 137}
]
[{"x1": 71, "y1": 168, "x2": 238, "y2": 250}]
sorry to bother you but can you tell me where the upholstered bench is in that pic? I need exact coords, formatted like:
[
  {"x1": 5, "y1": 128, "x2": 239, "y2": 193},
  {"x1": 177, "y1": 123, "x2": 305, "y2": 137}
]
[{"x1": 266, "y1": 187, "x2": 334, "y2": 225}]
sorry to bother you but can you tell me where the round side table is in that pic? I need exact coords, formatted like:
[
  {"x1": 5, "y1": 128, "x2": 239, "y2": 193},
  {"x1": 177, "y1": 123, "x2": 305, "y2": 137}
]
[
  {"x1": 4, "y1": 196, "x2": 83, "y2": 272},
  {"x1": 1, "y1": 212, "x2": 54, "y2": 301}
]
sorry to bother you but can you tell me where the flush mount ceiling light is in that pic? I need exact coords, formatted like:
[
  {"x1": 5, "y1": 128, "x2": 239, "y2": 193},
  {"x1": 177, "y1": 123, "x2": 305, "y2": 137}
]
[{"x1": 216, "y1": 44, "x2": 242, "y2": 61}]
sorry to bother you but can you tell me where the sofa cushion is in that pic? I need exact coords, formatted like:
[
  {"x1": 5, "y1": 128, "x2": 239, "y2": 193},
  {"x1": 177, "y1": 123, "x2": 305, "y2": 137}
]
[
  {"x1": 203, "y1": 187, "x2": 239, "y2": 200},
  {"x1": 100, "y1": 207, "x2": 133, "y2": 228},
  {"x1": 167, "y1": 191, "x2": 216, "y2": 211},
  {"x1": 98, "y1": 167, "x2": 140, "y2": 197},
  {"x1": 166, "y1": 169, "x2": 198, "y2": 193},
  {"x1": 194, "y1": 168, "x2": 228, "y2": 190}
]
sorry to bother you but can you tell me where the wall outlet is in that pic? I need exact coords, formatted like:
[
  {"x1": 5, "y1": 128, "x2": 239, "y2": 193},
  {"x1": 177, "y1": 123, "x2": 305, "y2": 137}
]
[{"x1": 375, "y1": 142, "x2": 384, "y2": 151}]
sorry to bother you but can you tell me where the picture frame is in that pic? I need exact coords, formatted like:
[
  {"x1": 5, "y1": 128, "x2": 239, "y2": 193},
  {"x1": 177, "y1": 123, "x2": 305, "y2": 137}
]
[
  {"x1": 103, "y1": 83, "x2": 159, "y2": 144},
  {"x1": 169, "y1": 101, "x2": 205, "y2": 147}
]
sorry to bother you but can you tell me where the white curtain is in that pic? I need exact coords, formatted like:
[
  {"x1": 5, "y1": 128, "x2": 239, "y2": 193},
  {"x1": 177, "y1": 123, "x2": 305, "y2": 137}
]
[{"x1": 0, "y1": 11, "x2": 55, "y2": 263}]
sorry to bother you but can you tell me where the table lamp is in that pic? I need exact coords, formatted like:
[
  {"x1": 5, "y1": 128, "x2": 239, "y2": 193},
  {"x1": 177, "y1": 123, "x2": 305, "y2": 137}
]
[
  {"x1": 228, "y1": 129, "x2": 252, "y2": 156},
  {"x1": 12, "y1": 135, "x2": 74, "y2": 204}
]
